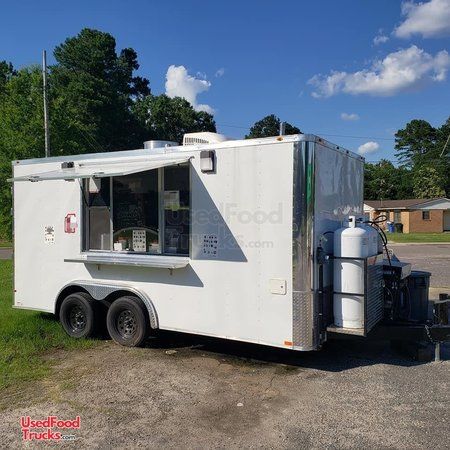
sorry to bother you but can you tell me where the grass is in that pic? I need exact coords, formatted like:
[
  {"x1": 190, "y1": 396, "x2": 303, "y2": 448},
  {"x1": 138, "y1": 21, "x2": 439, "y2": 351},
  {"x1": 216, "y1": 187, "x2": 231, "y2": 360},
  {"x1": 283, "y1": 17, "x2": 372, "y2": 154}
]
[
  {"x1": 0, "y1": 240, "x2": 12, "y2": 248},
  {"x1": 0, "y1": 260, "x2": 97, "y2": 390},
  {"x1": 387, "y1": 232, "x2": 450, "y2": 243}
]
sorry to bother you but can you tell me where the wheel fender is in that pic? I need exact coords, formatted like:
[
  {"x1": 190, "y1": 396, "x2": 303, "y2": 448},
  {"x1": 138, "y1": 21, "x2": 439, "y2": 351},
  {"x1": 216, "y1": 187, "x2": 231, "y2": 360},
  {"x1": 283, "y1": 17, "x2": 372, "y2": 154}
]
[{"x1": 55, "y1": 281, "x2": 159, "y2": 329}]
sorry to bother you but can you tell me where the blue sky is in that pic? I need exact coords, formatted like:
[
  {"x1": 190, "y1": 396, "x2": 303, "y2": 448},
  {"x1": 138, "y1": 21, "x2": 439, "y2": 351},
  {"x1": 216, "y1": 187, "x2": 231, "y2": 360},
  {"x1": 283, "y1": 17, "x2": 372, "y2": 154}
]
[{"x1": 1, "y1": 0, "x2": 450, "y2": 161}]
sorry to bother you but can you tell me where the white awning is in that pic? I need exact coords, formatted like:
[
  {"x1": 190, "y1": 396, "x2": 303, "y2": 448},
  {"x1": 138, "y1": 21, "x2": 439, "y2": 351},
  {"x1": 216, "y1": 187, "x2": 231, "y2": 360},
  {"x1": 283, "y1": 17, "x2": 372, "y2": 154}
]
[{"x1": 8, "y1": 155, "x2": 191, "y2": 182}]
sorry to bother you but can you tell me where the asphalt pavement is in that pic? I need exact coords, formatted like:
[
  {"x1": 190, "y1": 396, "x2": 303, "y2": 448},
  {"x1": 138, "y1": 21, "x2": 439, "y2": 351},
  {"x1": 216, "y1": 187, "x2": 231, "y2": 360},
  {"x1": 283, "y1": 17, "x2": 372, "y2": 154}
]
[{"x1": 389, "y1": 243, "x2": 450, "y2": 288}]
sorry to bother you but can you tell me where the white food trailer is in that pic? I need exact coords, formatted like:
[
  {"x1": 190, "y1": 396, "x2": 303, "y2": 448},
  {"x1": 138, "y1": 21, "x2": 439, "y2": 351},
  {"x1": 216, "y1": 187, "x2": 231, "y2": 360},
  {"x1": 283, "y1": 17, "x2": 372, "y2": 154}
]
[{"x1": 11, "y1": 132, "x2": 448, "y2": 353}]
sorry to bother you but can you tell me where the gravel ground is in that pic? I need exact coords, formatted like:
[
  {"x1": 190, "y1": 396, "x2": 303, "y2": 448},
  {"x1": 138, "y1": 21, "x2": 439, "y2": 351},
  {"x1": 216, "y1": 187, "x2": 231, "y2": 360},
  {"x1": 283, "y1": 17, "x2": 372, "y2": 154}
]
[{"x1": 0, "y1": 334, "x2": 449, "y2": 449}]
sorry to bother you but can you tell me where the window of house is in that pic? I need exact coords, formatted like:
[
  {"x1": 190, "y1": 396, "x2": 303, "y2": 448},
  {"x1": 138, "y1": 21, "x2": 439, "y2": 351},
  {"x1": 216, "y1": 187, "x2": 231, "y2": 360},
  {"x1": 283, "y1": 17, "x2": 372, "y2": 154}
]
[
  {"x1": 83, "y1": 164, "x2": 190, "y2": 255},
  {"x1": 422, "y1": 210, "x2": 430, "y2": 220},
  {"x1": 394, "y1": 211, "x2": 401, "y2": 223}
]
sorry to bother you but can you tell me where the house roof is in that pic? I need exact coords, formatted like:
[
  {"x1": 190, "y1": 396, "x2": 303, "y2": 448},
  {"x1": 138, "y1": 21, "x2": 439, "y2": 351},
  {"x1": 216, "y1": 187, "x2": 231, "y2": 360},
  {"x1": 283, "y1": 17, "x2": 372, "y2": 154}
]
[{"x1": 364, "y1": 198, "x2": 449, "y2": 210}]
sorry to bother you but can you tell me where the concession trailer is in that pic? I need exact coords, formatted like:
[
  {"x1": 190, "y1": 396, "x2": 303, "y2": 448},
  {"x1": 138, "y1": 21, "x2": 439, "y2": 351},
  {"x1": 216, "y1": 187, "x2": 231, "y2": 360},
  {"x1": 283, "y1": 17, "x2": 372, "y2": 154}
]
[{"x1": 9, "y1": 133, "x2": 450, "y2": 354}]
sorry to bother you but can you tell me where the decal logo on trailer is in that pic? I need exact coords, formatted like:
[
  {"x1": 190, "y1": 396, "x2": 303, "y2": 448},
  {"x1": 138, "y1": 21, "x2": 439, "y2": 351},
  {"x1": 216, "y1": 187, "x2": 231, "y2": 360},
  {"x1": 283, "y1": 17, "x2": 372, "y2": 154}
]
[
  {"x1": 64, "y1": 213, "x2": 77, "y2": 234},
  {"x1": 44, "y1": 226, "x2": 55, "y2": 244}
]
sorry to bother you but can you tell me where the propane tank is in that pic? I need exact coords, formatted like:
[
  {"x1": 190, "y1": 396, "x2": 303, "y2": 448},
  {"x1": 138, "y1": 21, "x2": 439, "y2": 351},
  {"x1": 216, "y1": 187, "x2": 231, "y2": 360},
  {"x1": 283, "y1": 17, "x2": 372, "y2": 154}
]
[
  {"x1": 333, "y1": 216, "x2": 370, "y2": 328},
  {"x1": 358, "y1": 219, "x2": 378, "y2": 256}
]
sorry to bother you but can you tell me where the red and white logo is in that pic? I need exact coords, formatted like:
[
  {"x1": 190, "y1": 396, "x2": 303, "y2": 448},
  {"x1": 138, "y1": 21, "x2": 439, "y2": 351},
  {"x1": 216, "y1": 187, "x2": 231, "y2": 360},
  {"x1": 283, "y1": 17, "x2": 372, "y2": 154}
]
[
  {"x1": 64, "y1": 213, "x2": 77, "y2": 233},
  {"x1": 20, "y1": 415, "x2": 80, "y2": 441}
]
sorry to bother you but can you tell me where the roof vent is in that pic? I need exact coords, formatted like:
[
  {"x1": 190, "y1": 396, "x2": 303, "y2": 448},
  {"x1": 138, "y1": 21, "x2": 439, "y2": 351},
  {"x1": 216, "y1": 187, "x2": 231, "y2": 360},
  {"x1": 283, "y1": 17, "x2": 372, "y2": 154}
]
[
  {"x1": 183, "y1": 132, "x2": 231, "y2": 146},
  {"x1": 144, "y1": 140, "x2": 178, "y2": 150}
]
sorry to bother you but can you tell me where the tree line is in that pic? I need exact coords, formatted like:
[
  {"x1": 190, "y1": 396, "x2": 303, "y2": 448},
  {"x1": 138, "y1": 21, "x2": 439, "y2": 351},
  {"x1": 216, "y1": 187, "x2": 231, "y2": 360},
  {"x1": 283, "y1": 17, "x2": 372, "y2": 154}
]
[
  {"x1": 0, "y1": 28, "x2": 217, "y2": 239},
  {"x1": 365, "y1": 118, "x2": 450, "y2": 201},
  {"x1": 0, "y1": 28, "x2": 449, "y2": 239}
]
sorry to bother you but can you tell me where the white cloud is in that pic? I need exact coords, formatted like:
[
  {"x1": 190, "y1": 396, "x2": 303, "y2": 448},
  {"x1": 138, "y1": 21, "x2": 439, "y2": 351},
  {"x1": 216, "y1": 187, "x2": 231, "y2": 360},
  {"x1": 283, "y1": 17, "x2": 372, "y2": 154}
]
[
  {"x1": 341, "y1": 112, "x2": 360, "y2": 121},
  {"x1": 308, "y1": 45, "x2": 450, "y2": 98},
  {"x1": 395, "y1": 0, "x2": 450, "y2": 38},
  {"x1": 215, "y1": 68, "x2": 225, "y2": 77},
  {"x1": 358, "y1": 141, "x2": 380, "y2": 155},
  {"x1": 373, "y1": 34, "x2": 389, "y2": 45},
  {"x1": 165, "y1": 65, "x2": 214, "y2": 113}
]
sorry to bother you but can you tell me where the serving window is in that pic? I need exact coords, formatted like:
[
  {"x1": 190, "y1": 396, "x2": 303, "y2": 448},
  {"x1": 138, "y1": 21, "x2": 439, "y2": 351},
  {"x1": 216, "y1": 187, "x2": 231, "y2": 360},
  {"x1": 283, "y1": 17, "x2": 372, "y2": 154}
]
[{"x1": 83, "y1": 164, "x2": 190, "y2": 256}]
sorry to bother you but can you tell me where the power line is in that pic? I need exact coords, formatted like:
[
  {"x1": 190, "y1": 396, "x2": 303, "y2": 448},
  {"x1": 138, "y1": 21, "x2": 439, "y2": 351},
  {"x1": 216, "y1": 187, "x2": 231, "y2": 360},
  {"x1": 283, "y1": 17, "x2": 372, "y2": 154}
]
[
  {"x1": 312, "y1": 133, "x2": 395, "y2": 142},
  {"x1": 216, "y1": 123, "x2": 397, "y2": 141},
  {"x1": 217, "y1": 123, "x2": 250, "y2": 130}
]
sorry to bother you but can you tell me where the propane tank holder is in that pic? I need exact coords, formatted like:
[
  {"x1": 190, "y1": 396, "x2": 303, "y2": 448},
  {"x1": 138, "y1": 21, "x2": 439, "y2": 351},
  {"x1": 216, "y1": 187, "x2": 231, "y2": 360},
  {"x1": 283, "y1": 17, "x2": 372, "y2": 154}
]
[{"x1": 328, "y1": 254, "x2": 384, "y2": 337}]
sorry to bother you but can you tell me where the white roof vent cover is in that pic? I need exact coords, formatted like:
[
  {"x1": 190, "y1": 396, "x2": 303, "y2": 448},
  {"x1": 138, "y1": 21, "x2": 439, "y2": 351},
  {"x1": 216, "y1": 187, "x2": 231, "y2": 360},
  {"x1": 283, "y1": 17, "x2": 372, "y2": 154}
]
[{"x1": 183, "y1": 132, "x2": 230, "y2": 146}]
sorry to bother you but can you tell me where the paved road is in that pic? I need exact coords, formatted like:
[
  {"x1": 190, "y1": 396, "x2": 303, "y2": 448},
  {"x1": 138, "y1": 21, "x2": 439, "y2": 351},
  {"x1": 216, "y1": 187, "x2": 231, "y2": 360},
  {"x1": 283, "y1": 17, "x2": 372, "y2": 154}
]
[
  {"x1": 389, "y1": 243, "x2": 450, "y2": 288},
  {"x1": 0, "y1": 248, "x2": 12, "y2": 260}
]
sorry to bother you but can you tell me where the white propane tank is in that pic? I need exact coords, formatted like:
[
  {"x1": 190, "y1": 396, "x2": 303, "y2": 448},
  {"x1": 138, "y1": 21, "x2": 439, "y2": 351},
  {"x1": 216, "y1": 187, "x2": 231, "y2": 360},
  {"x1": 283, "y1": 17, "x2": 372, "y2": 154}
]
[
  {"x1": 359, "y1": 219, "x2": 378, "y2": 256},
  {"x1": 333, "y1": 216, "x2": 370, "y2": 328}
]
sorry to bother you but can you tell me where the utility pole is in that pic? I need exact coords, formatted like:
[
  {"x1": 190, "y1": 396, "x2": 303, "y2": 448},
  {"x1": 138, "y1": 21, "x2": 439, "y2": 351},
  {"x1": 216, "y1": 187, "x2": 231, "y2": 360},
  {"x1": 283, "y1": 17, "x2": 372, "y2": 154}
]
[
  {"x1": 42, "y1": 50, "x2": 50, "y2": 157},
  {"x1": 279, "y1": 121, "x2": 286, "y2": 136}
]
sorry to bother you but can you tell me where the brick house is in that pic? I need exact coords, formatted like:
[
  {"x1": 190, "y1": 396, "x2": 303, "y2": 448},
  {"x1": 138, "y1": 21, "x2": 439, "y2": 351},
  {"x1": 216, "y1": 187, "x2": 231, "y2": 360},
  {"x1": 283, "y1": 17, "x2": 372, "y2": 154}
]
[{"x1": 364, "y1": 198, "x2": 450, "y2": 233}]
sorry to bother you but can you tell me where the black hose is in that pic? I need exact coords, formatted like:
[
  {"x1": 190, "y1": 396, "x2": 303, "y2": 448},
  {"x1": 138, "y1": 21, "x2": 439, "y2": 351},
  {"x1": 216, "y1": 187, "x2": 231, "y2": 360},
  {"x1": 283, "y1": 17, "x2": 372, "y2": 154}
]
[
  {"x1": 364, "y1": 216, "x2": 392, "y2": 267},
  {"x1": 367, "y1": 214, "x2": 388, "y2": 224}
]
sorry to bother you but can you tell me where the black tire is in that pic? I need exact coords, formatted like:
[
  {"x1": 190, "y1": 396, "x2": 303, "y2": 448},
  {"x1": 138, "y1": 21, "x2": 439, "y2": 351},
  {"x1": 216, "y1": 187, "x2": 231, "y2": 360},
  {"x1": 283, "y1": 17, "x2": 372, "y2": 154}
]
[
  {"x1": 106, "y1": 296, "x2": 149, "y2": 347},
  {"x1": 60, "y1": 292, "x2": 97, "y2": 338}
]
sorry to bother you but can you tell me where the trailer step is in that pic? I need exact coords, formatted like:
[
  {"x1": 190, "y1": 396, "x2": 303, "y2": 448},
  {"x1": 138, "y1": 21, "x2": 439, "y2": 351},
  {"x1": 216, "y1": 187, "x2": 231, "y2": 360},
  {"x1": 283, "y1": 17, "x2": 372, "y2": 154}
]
[{"x1": 326, "y1": 325, "x2": 365, "y2": 336}]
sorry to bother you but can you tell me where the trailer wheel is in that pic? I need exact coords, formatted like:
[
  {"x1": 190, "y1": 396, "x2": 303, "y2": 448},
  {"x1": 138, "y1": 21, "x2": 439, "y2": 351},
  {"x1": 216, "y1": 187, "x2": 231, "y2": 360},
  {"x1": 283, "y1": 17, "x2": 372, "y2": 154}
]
[
  {"x1": 59, "y1": 292, "x2": 97, "y2": 338},
  {"x1": 106, "y1": 296, "x2": 148, "y2": 347}
]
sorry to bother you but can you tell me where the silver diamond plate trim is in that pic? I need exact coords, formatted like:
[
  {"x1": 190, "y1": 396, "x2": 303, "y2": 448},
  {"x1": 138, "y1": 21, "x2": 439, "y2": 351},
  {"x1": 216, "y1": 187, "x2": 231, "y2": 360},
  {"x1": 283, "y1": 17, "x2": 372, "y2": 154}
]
[
  {"x1": 293, "y1": 291, "x2": 314, "y2": 350},
  {"x1": 85, "y1": 284, "x2": 116, "y2": 300}
]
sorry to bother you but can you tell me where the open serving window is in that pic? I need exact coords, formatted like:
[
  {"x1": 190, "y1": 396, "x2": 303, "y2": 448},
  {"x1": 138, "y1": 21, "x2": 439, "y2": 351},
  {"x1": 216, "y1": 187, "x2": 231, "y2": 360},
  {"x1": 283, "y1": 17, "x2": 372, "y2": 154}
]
[
  {"x1": 10, "y1": 154, "x2": 192, "y2": 267},
  {"x1": 83, "y1": 163, "x2": 190, "y2": 256}
]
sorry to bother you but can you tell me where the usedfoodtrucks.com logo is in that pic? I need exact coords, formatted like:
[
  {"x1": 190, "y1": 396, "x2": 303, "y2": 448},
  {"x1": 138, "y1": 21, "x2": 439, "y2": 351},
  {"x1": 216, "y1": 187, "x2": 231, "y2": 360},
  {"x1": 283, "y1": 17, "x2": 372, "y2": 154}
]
[{"x1": 20, "y1": 416, "x2": 80, "y2": 441}]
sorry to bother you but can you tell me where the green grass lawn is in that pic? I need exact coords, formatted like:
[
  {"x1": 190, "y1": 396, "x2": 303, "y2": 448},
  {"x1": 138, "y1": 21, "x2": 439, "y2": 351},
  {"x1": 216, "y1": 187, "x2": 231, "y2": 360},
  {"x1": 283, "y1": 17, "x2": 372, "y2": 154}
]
[
  {"x1": 0, "y1": 240, "x2": 12, "y2": 248},
  {"x1": 387, "y1": 232, "x2": 450, "y2": 243},
  {"x1": 0, "y1": 260, "x2": 97, "y2": 390}
]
